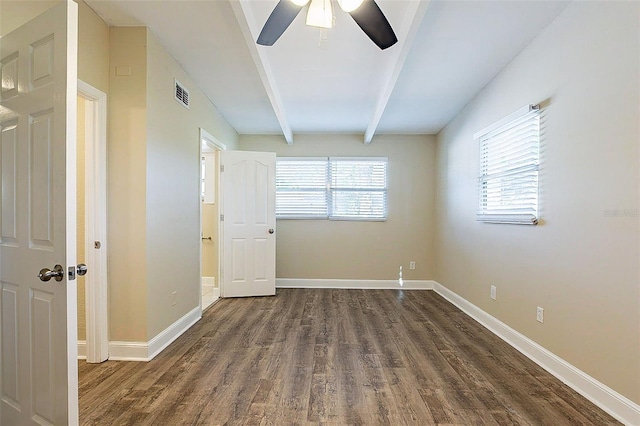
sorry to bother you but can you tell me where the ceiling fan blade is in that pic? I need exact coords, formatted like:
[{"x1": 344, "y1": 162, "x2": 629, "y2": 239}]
[
  {"x1": 257, "y1": 0, "x2": 304, "y2": 46},
  {"x1": 348, "y1": 0, "x2": 397, "y2": 50}
]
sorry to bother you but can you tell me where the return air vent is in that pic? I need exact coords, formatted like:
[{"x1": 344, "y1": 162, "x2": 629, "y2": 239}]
[{"x1": 174, "y1": 79, "x2": 190, "y2": 109}]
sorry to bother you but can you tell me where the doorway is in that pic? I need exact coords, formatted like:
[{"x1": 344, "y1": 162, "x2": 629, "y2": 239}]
[
  {"x1": 77, "y1": 81, "x2": 108, "y2": 363},
  {"x1": 200, "y1": 129, "x2": 226, "y2": 310}
]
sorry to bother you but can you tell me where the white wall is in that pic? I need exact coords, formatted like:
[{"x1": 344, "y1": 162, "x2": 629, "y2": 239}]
[{"x1": 435, "y1": 1, "x2": 639, "y2": 404}]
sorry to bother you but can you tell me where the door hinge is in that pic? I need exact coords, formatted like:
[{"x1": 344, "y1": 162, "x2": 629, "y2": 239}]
[
  {"x1": 220, "y1": 214, "x2": 224, "y2": 222},
  {"x1": 220, "y1": 165, "x2": 224, "y2": 172}
]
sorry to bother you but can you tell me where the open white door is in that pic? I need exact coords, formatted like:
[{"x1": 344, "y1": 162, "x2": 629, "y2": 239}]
[
  {"x1": 0, "y1": 2, "x2": 79, "y2": 425},
  {"x1": 220, "y1": 151, "x2": 276, "y2": 298}
]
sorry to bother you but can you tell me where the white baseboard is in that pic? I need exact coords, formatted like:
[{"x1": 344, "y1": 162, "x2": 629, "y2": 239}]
[
  {"x1": 276, "y1": 278, "x2": 434, "y2": 290},
  {"x1": 108, "y1": 340, "x2": 149, "y2": 361},
  {"x1": 77, "y1": 340, "x2": 86, "y2": 360},
  {"x1": 108, "y1": 306, "x2": 201, "y2": 362},
  {"x1": 148, "y1": 306, "x2": 201, "y2": 360},
  {"x1": 432, "y1": 281, "x2": 640, "y2": 426}
]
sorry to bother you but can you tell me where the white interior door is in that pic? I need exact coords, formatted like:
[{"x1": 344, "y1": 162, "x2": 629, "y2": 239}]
[
  {"x1": 0, "y1": 2, "x2": 79, "y2": 425},
  {"x1": 220, "y1": 151, "x2": 276, "y2": 298}
]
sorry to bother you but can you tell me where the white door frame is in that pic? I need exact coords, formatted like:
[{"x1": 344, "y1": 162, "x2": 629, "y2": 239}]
[
  {"x1": 77, "y1": 80, "x2": 109, "y2": 363},
  {"x1": 199, "y1": 128, "x2": 226, "y2": 311}
]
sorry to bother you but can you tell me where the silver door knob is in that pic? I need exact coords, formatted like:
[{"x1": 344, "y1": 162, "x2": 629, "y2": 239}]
[
  {"x1": 38, "y1": 264, "x2": 64, "y2": 282},
  {"x1": 268, "y1": 229, "x2": 274, "y2": 234},
  {"x1": 77, "y1": 264, "x2": 88, "y2": 276}
]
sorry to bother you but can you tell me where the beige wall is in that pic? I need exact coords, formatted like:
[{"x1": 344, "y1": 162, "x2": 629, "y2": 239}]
[
  {"x1": 78, "y1": 0, "x2": 109, "y2": 93},
  {"x1": 108, "y1": 27, "x2": 149, "y2": 341},
  {"x1": 201, "y1": 203, "x2": 217, "y2": 278},
  {"x1": 434, "y1": 1, "x2": 639, "y2": 404},
  {"x1": 239, "y1": 134, "x2": 436, "y2": 280},
  {"x1": 201, "y1": 153, "x2": 220, "y2": 281},
  {"x1": 81, "y1": 21, "x2": 239, "y2": 342},
  {"x1": 144, "y1": 30, "x2": 238, "y2": 338}
]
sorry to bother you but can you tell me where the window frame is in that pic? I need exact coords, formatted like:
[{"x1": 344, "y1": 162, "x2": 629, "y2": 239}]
[
  {"x1": 475, "y1": 104, "x2": 541, "y2": 225},
  {"x1": 276, "y1": 156, "x2": 388, "y2": 221}
]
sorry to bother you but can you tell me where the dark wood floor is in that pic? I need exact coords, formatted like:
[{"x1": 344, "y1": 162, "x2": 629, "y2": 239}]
[{"x1": 79, "y1": 289, "x2": 619, "y2": 425}]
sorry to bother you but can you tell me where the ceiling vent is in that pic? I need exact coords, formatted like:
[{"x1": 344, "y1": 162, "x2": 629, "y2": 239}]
[{"x1": 174, "y1": 79, "x2": 190, "y2": 109}]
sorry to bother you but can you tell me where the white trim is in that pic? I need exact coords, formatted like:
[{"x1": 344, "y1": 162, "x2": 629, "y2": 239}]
[
  {"x1": 108, "y1": 306, "x2": 201, "y2": 362},
  {"x1": 473, "y1": 104, "x2": 539, "y2": 140},
  {"x1": 276, "y1": 278, "x2": 434, "y2": 290},
  {"x1": 229, "y1": 1, "x2": 294, "y2": 144},
  {"x1": 432, "y1": 281, "x2": 640, "y2": 426},
  {"x1": 202, "y1": 276, "x2": 215, "y2": 287},
  {"x1": 211, "y1": 287, "x2": 220, "y2": 301},
  {"x1": 77, "y1": 80, "x2": 109, "y2": 363},
  {"x1": 363, "y1": 0, "x2": 432, "y2": 144},
  {"x1": 199, "y1": 128, "x2": 226, "y2": 151},
  {"x1": 77, "y1": 341, "x2": 86, "y2": 360},
  {"x1": 108, "y1": 341, "x2": 149, "y2": 362},
  {"x1": 147, "y1": 306, "x2": 201, "y2": 360},
  {"x1": 198, "y1": 128, "x2": 225, "y2": 312}
]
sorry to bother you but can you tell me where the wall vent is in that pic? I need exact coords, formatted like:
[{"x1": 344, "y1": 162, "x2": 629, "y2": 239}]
[{"x1": 174, "y1": 79, "x2": 190, "y2": 109}]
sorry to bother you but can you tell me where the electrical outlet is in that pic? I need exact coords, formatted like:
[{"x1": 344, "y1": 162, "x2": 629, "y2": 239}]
[
  {"x1": 490, "y1": 285, "x2": 497, "y2": 300},
  {"x1": 409, "y1": 261, "x2": 416, "y2": 270},
  {"x1": 172, "y1": 291, "x2": 177, "y2": 306},
  {"x1": 536, "y1": 306, "x2": 544, "y2": 323}
]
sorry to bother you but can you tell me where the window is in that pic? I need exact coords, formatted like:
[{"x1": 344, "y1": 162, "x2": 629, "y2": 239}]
[
  {"x1": 475, "y1": 104, "x2": 540, "y2": 225},
  {"x1": 276, "y1": 157, "x2": 387, "y2": 220}
]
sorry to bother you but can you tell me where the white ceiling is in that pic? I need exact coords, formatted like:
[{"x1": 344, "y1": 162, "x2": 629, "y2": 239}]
[{"x1": 86, "y1": 0, "x2": 570, "y2": 143}]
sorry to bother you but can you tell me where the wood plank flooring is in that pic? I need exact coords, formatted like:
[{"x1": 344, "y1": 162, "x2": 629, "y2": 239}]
[{"x1": 78, "y1": 289, "x2": 620, "y2": 425}]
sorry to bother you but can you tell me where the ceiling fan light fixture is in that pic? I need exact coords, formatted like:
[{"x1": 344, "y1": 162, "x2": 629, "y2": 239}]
[
  {"x1": 290, "y1": 0, "x2": 310, "y2": 7},
  {"x1": 306, "y1": 0, "x2": 334, "y2": 29},
  {"x1": 337, "y1": 0, "x2": 364, "y2": 13}
]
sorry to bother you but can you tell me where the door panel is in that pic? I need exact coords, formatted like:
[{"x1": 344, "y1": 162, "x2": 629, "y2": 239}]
[
  {"x1": 1, "y1": 284, "x2": 19, "y2": 408},
  {"x1": 1, "y1": 123, "x2": 18, "y2": 244},
  {"x1": 31, "y1": 111, "x2": 55, "y2": 248},
  {"x1": 0, "y1": 2, "x2": 78, "y2": 425},
  {"x1": 221, "y1": 151, "x2": 275, "y2": 298}
]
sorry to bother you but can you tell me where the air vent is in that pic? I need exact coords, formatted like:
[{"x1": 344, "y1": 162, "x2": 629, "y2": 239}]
[{"x1": 174, "y1": 79, "x2": 190, "y2": 109}]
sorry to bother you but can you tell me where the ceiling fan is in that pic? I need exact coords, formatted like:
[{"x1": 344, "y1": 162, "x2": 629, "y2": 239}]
[{"x1": 257, "y1": 0, "x2": 398, "y2": 50}]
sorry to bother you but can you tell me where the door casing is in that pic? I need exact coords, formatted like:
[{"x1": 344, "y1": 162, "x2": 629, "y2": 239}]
[
  {"x1": 77, "y1": 80, "x2": 108, "y2": 363},
  {"x1": 199, "y1": 128, "x2": 226, "y2": 309}
]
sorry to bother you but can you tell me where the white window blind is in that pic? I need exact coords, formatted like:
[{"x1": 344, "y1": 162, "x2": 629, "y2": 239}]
[
  {"x1": 276, "y1": 158, "x2": 328, "y2": 219},
  {"x1": 330, "y1": 158, "x2": 387, "y2": 220},
  {"x1": 475, "y1": 104, "x2": 540, "y2": 225},
  {"x1": 276, "y1": 157, "x2": 387, "y2": 220}
]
